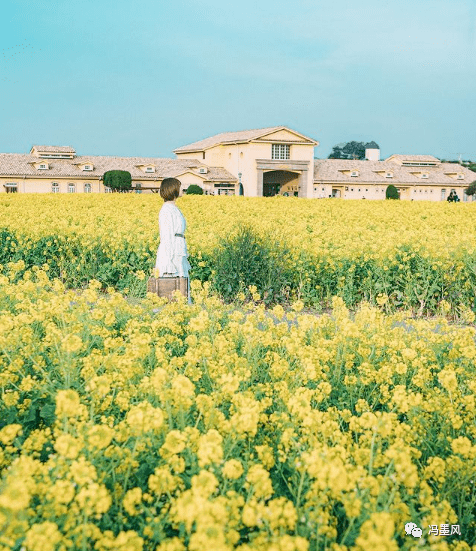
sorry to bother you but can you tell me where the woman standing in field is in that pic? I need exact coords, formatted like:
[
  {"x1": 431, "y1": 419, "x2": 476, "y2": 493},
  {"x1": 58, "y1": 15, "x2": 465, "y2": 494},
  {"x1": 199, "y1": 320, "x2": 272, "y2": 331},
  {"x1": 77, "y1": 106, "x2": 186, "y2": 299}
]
[{"x1": 155, "y1": 178, "x2": 192, "y2": 304}]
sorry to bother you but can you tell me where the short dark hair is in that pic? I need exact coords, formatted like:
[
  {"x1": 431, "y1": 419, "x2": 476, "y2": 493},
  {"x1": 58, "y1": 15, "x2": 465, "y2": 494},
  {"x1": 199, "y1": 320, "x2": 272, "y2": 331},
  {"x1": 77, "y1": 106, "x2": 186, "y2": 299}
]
[{"x1": 160, "y1": 178, "x2": 181, "y2": 201}]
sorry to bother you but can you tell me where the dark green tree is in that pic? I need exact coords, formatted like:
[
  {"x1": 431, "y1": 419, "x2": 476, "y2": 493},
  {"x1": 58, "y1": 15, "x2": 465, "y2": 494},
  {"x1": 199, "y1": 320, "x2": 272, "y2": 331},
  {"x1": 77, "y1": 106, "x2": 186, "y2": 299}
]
[
  {"x1": 328, "y1": 143, "x2": 345, "y2": 159},
  {"x1": 103, "y1": 170, "x2": 132, "y2": 193},
  {"x1": 386, "y1": 184, "x2": 400, "y2": 199},
  {"x1": 328, "y1": 141, "x2": 380, "y2": 160},
  {"x1": 464, "y1": 181, "x2": 476, "y2": 196},
  {"x1": 185, "y1": 184, "x2": 204, "y2": 195}
]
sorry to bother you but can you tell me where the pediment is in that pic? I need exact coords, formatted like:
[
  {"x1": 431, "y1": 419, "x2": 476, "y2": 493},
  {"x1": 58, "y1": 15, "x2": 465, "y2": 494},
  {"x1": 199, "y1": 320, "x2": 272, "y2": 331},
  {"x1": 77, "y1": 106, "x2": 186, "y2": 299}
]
[
  {"x1": 172, "y1": 170, "x2": 207, "y2": 181},
  {"x1": 134, "y1": 164, "x2": 156, "y2": 173},
  {"x1": 255, "y1": 128, "x2": 317, "y2": 144},
  {"x1": 28, "y1": 160, "x2": 50, "y2": 168}
]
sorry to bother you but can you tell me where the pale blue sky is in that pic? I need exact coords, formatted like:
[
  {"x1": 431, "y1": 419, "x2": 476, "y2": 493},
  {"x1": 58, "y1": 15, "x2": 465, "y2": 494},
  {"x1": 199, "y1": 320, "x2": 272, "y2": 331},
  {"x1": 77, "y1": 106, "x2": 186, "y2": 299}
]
[{"x1": 1, "y1": 0, "x2": 475, "y2": 160}]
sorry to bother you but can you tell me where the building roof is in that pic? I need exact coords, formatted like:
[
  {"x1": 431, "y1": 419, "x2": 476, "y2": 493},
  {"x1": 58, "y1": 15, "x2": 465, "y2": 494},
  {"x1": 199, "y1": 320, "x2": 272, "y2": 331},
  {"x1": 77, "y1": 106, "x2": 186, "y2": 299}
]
[
  {"x1": 313, "y1": 158, "x2": 475, "y2": 185},
  {"x1": 174, "y1": 126, "x2": 317, "y2": 153},
  {"x1": 386, "y1": 154, "x2": 441, "y2": 164},
  {"x1": 0, "y1": 153, "x2": 237, "y2": 182},
  {"x1": 31, "y1": 145, "x2": 76, "y2": 154}
]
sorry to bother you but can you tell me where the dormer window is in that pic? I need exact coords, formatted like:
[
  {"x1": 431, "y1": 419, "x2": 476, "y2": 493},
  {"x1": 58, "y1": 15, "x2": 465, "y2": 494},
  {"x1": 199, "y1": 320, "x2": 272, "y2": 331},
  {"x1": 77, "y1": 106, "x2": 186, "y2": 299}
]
[
  {"x1": 385, "y1": 172, "x2": 393, "y2": 178},
  {"x1": 38, "y1": 163, "x2": 48, "y2": 170},
  {"x1": 421, "y1": 173, "x2": 429, "y2": 179},
  {"x1": 83, "y1": 165, "x2": 93, "y2": 171},
  {"x1": 145, "y1": 166, "x2": 155, "y2": 173},
  {"x1": 351, "y1": 171, "x2": 359, "y2": 177},
  {"x1": 457, "y1": 174, "x2": 464, "y2": 180}
]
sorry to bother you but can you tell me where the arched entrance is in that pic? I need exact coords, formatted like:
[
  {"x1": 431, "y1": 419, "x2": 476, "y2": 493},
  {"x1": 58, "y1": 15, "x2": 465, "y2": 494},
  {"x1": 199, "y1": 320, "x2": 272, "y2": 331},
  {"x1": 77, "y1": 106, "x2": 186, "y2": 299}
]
[{"x1": 262, "y1": 170, "x2": 299, "y2": 197}]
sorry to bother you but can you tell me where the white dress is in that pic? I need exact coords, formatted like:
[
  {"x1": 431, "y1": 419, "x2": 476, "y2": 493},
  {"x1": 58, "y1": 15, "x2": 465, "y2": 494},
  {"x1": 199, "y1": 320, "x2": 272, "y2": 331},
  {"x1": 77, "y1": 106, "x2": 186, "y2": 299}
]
[{"x1": 155, "y1": 202, "x2": 192, "y2": 303}]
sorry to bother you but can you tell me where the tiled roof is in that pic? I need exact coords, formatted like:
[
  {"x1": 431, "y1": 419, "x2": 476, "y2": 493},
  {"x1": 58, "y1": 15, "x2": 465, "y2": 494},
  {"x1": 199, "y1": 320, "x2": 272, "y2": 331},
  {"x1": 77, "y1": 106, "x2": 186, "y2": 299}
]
[
  {"x1": 0, "y1": 153, "x2": 237, "y2": 182},
  {"x1": 174, "y1": 126, "x2": 313, "y2": 153},
  {"x1": 313, "y1": 159, "x2": 475, "y2": 185},
  {"x1": 31, "y1": 145, "x2": 76, "y2": 153}
]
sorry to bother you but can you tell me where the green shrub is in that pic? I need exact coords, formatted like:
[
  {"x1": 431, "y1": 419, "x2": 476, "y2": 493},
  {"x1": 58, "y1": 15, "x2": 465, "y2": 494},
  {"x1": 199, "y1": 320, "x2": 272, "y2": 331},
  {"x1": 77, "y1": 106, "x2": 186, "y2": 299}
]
[
  {"x1": 186, "y1": 184, "x2": 204, "y2": 195},
  {"x1": 386, "y1": 184, "x2": 399, "y2": 199},
  {"x1": 210, "y1": 225, "x2": 293, "y2": 305},
  {"x1": 464, "y1": 181, "x2": 476, "y2": 196},
  {"x1": 103, "y1": 170, "x2": 132, "y2": 192}
]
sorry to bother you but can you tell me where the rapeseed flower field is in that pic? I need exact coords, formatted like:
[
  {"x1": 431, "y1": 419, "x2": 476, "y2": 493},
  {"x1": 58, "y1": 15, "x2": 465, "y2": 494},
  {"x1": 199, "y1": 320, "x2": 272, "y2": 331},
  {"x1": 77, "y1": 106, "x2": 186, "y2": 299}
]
[
  {"x1": 1, "y1": 194, "x2": 476, "y2": 313},
  {"x1": 1, "y1": 195, "x2": 476, "y2": 549}
]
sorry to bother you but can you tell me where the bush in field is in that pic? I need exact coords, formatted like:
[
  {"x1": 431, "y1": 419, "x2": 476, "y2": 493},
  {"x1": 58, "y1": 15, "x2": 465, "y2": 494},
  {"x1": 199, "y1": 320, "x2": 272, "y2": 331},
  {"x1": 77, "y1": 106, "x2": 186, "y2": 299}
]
[
  {"x1": 211, "y1": 224, "x2": 293, "y2": 305},
  {"x1": 386, "y1": 184, "x2": 399, "y2": 199},
  {"x1": 186, "y1": 184, "x2": 203, "y2": 195},
  {"x1": 103, "y1": 170, "x2": 132, "y2": 192}
]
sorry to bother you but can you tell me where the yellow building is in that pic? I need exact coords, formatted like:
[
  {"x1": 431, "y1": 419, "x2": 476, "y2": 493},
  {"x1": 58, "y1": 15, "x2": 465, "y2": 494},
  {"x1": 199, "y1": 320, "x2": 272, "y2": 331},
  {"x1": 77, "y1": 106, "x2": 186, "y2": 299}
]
[
  {"x1": 1, "y1": 130, "x2": 474, "y2": 200},
  {"x1": 174, "y1": 126, "x2": 319, "y2": 198},
  {"x1": 314, "y1": 153, "x2": 475, "y2": 201},
  {"x1": 0, "y1": 145, "x2": 237, "y2": 195}
]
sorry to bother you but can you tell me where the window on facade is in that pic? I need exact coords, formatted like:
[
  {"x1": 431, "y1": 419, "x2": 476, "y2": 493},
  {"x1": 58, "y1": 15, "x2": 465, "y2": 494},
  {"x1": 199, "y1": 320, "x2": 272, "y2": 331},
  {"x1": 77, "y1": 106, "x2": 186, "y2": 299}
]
[
  {"x1": 272, "y1": 144, "x2": 290, "y2": 160},
  {"x1": 135, "y1": 183, "x2": 142, "y2": 194},
  {"x1": 104, "y1": 187, "x2": 112, "y2": 193},
  {"x1": 84, "y1": 183, "x2": 92, "y2": 193},
  {"x1": 441, "y1": 189, "x2": 446, "y2": 200},
  {"x1": 51, "y1": 183, "x2": 59, "y2": 193},
  {"x1": 68, "y1": 184, "x2": 75, "y2": 193},
  {"x1": 203, "y1": 152, "x2": 205, "y2": 160}
]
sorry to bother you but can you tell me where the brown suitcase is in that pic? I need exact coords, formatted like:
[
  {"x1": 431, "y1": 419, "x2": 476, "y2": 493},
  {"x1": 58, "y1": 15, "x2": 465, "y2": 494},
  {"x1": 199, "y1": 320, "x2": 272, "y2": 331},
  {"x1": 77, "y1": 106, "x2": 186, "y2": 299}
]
[{"x1": 147, "y1": 276, "x2": 188, "y2": 300}]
